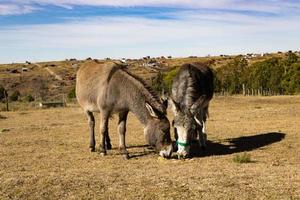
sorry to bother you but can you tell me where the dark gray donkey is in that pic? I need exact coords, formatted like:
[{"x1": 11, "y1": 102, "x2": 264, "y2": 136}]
[
  {"x1": 76, "y1": 60, "x2": 173, "y2": 159},
  {"x1": 169, "y1": 63, "x2": 214, "y2": 158}
]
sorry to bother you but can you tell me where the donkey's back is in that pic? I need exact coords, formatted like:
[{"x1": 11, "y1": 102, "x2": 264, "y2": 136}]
[
  {"x1": 172, "y1": 63, "x2": 214, "y2": 110},
  {"x1": 76, "y1": 60, "x2": 124, "y2": 113}
]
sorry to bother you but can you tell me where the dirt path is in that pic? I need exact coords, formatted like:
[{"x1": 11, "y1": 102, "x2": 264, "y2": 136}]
[{"x1": 33, "y1": 63, "x2": 63, "y2": 81}]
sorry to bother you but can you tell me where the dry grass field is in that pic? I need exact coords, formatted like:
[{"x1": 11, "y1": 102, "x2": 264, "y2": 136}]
[{"x1": 0, "y1": 96, "x2": 299, "y2": 200}]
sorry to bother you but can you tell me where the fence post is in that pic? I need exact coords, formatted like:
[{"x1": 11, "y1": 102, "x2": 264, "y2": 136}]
[
  {"x1": 62, "y1": 94, "x2": 66, "y2": 107},
  {"x1": 242, "y1": 84, "x2": 246, "y2": 96},
  {"x1": 3, "y1": 89, "x2": 9, "y2": 111}
]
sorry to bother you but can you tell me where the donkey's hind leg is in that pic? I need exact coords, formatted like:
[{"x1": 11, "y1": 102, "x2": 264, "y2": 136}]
[
  {"x1": 86, "y1": 111, "x2": 96, "y2": 152},
  {"x1": 118, "y1": 111, "x2": 129, "y2": 159},
  {"x1": 105, "y1": 133, "x2": 112, "y2": 150},
  {"x1": 99, "y1": 111, "x2": 110, "y2": 156}
]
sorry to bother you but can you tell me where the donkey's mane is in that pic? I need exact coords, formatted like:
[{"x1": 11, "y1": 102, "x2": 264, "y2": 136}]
[
  {"x1": 173, "y1": 63, "x2": 209, "y2": 109},
  {"x1": 118, "y1": 67, "x2": 166, "y2": 114}
]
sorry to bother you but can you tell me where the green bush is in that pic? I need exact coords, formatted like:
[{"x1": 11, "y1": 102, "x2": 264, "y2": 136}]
[
  {"x1": 233, "y1": 153, "x2": 251, "y2": 163},
  {"x1": 0, "y1": 85, "x2": 7, "y2": 101},
  {"x1": 10, "y1": 90, "x2": 20, "y2": 101},
  {"x1": 163, "y1": 67, "x2": 180, "y2": 92},
  {"x1": 68, "y1": 87, "x2": 76, "y2": 99},
  {"x1": 285, "y1": 51, "x2": 298, "y2": 66},
  {"x1": 23, "y1": 94, "x2": 35, "y2": 102},
  {"x1": 151, "y1": 72, "x2": 166, "y2": 93}
]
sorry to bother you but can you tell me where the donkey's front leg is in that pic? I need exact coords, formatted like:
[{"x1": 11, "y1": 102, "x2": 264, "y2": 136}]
[
  {"x1": 99, "y1": 112, "x2": 110, "y2": 156},
  {"x1": 118, "y1": 111, "x2": 129, "y2": 159},
  {"x1": 198, "y1": 122, "x2": 207, "y2": 150}
]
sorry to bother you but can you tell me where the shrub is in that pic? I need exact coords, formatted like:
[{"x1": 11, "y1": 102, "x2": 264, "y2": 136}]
[
  {"x1": 151, "y1": 72, "x2": 166, "y2": 93},
  {"x1": 233, "y1": 153, "x2": 251, "y2": 163},
  {"x1": 10, "y1": 90, "x2": 21, "y2": 101},
  {"x1": 0, "y1": 85, "x2": 7, "y2": 101},
  {"x1": 68, "y1": 87, "x2": 76, "y2": 99},
  {"x1": 163, "y1": 67, "x2": 180, "y2": 92},
  {"x1": 23, "y1": 94, "x2": 35, "y2": 102}
]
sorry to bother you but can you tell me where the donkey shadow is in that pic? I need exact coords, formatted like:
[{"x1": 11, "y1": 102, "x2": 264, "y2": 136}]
[
  {"x1": 115, "y1": 132, "x2": 285, "y2": 159},
  {"x1": 191, "y1": 132, "x2": 285, "y2": 157}
]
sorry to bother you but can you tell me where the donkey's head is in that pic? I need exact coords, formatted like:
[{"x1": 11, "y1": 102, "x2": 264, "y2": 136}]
[
  {"x1": 169, "y1": 98, "x2": 204, "y2": 158},
  {"x1": 144, "y1": 103, "x2": 173, "y2": 158}
]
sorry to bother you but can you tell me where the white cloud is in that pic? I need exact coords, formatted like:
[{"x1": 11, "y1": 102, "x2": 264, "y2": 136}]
[
  {"x1": 6, "y1": 0, "x2": 300, "y2": 14},
  {"x1": 0, "y1": 4, "x2": 38, "y2": 15},
  {"x1": 1, "y1": 10, "x2": 300, "y2": 63}
]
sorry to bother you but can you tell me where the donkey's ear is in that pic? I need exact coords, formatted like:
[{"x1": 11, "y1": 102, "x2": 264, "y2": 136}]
[
  {"x1": 194, "y1": 115, "x2": 203, "y2": 126},
  {"x1": 169, "y1": 98, "x2": 180, "y2": 115},
  {"x1": 146, "y1": 103, "x2": 159, "y2": 118},
  {"x1": 190, "y1": 95, "x2": 209, "y2": 115}
]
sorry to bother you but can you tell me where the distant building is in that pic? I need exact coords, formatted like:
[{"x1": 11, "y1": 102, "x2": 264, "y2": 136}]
[
  {"x1": 244, "y1": 53, "x2": 261, "y2": 59},
  {"x1": 121, "y1": 58, "x2": 127, "y2": 63},
  {"x1": 220, "y1": 55, "x2": 229, "y2": 57},
  {"x1": 71, "y1": 63, "x2": 79, "y2": 68},
  {"x1": 21, "y1": 67, "x2": 28, "y2": 72}
]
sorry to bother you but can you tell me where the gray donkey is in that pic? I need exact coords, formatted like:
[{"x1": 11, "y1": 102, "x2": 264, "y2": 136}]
[
  {"x1": 76, "y1": 60, "x2": 173, "y2": 159},
  {"x1": 169, "y1": 63, "x2": 214, "y2": 158}
]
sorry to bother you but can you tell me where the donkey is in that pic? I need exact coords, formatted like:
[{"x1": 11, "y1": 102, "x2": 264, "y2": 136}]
[
  {"x1": 76, "y1": 60, "x2": 173, "y2": 159},
  {"x1": 169, "y1": 63, "x2": 214, "y2": 158}
]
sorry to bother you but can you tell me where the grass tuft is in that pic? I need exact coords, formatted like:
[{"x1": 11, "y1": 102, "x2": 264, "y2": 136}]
[
  {"x1": 233, "y1": 153, "x2": 251, "y2": 163},
  {"x1": 1, "y1": 128, "x2": 10, "y2": 133}
]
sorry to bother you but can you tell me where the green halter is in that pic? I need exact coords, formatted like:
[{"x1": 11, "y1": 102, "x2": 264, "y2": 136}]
[
  {"x1": 176, "y1": 140, "x2": 198, "y2": 147},
  {"x1": 176, "y1": 140, "x2": 190, "y2": 147}
]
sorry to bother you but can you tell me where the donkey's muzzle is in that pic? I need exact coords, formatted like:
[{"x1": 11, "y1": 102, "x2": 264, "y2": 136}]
[{"x1": 159, "y1": 144, "x2": 173, "y2": 158}]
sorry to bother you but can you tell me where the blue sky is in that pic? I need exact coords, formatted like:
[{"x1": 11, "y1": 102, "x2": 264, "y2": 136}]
[{"x1": 0, "y1": 0, "x2": 300, "y2": 64}]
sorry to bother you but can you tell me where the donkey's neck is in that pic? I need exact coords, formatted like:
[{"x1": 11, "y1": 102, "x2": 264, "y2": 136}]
[
  {"x1": 128, "y1": 95, "x2": 152, "y2": 126},
  {"x1": 116, "y1": 69, "x2": 162, "y2": 126}
]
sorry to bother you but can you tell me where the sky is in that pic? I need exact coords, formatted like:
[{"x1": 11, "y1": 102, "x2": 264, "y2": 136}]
[{"x1": 0, "y1": 0, "x2": 300, "y2": 64}]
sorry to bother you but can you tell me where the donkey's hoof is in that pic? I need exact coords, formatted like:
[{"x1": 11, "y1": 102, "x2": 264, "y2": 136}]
[
  {"x1": 99, "y1": 151, "x2": 107, "y2": 157},
  {"x1": 122, "y1": 154, "x2": 130, "y2": 160},
  {"x1": 106, "y1": 144, "x2": 112, "y2": 150},
  {"x1": 90, "y1": 147, "x2": 96, "y2": 152}
]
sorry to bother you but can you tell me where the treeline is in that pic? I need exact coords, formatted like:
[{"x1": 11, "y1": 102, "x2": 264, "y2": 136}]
[
  {"x1": 214, "y1": 51, "x2": 299, "y2": 95},
  {"x1": 153, "y1": 51, "x2": 300, "y2": 95}
]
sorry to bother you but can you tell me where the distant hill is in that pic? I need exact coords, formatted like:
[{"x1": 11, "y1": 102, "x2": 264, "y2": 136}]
[{"x1": 0, "y1": 51, "x2": 298, "y2": 102}]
